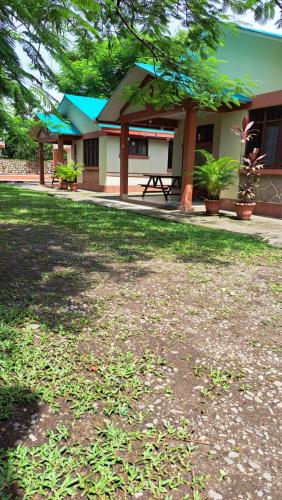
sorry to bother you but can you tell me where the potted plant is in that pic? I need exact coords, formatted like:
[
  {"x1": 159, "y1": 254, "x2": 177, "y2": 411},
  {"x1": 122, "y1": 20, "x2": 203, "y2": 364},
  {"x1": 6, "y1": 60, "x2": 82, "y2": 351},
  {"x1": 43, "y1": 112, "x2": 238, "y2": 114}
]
[
  {"x1": 231, "y1": 117, "x2": 265, "y2": 220},
  {"x1": 193, "y1": 150, "x2": 238, "y2": 215},
  {"x1": 56, "y1": 161, "x2": 84, "y2": 191},
  {"x1": 235, "y1": 148, "x2": 265, "y2": 220}
]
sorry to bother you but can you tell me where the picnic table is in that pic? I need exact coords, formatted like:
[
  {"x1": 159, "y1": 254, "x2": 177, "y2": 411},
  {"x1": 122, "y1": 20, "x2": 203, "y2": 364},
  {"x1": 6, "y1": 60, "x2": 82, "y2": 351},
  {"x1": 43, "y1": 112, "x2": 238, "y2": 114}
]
[{"x1": 140, "y1": 174, "x2": 182, "y2": 200}]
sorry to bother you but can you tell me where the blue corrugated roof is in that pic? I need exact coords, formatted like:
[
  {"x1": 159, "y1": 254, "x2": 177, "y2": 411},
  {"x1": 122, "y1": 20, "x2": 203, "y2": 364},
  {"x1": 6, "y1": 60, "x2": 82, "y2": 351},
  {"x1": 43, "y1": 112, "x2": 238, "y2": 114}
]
[
  {"x1": 60, "y1": 94, "x2": 108, "y2": 120},
  {"x1": 99, "y1": 123, "x2": 175, "y2": 134},
  {"x1": 239, "y1": 25, "x2": 282, "y2": 40},
  {"x1": 135, "y1": 62, "x2": 252, "y2": 103},
  {"x1": 37, "y1": 113, "x2": 81, "y2": 135}
]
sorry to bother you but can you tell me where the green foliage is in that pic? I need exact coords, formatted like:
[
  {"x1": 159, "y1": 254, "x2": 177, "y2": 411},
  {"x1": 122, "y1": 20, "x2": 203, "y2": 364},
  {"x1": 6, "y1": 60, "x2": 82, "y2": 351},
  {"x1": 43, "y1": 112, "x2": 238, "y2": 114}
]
[
  {"x1": 193, "y1": 150, "x2": 239, "y2": 199},
  {"x1": 56, "y1": 161, "x2": 84, "y2": 182},
  {"x1": 1, "y1": 0, "x2": 262, "y2": 111},
  {"x1": 55, "y1": 35, "x2": 151, "y2": 98},
  {"x1": 226, "y1": 0, "x2": 282, "y2": 29},
  {"x1": 1, "y1": 111, "x2": 52, "y2": 160}
]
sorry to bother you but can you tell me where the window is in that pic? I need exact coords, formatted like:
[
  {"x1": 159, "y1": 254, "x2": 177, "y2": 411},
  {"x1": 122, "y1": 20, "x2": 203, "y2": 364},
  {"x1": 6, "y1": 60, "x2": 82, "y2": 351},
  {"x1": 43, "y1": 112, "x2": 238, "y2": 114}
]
[
  {"x1": 128, "y1": 138, "x2": 148, "y2": 157},
  {"x1": 83, "y1": 138, "x2": 99, "y2": 167},
  {"x1": 246, "y1": 106, "x2": 282, "y2": 168},
  {"x1": 196, "y1": 124, "x2": 214, "y2": 144}
]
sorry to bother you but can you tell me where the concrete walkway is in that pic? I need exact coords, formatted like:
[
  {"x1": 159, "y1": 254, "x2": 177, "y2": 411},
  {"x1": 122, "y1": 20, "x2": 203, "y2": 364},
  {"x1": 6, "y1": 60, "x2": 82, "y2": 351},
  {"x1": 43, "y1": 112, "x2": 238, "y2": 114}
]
[{"x1": 25, "y1": 184, "x2": 282, "y2": 248}]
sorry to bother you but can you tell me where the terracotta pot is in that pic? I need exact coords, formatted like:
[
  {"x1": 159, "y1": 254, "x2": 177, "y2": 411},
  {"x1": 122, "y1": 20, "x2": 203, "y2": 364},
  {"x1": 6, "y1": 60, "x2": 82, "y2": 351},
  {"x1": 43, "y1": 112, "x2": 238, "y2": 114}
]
[
  {"x1": 61, "y1": 181, "x2": 68, "y2": 190},
  {"x1": 204, "y1": 199, "x2": 222, "y2": 216},
  {"x1": 71, "y1": 183, "x2": 78, "y2": 192},
  {"x1": 234, "y1": 202, "x2": 256, "y2": 220}
]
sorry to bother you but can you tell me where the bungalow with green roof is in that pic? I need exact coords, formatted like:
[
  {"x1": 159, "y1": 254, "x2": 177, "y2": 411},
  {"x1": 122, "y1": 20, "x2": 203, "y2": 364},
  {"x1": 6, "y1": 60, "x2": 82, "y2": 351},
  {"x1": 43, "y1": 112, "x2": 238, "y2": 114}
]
[
  {"x1": 31, "y1": 93, "x2": 174, "y2": 192},
  {"x1": 31, "y1": 25, "x2": 282, "y2": 217}
]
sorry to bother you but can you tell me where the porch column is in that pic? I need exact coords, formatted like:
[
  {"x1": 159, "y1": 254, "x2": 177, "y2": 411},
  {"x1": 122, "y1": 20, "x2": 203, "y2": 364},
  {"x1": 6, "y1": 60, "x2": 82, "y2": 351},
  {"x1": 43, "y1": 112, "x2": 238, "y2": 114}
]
[
  {"x1": 179, "y1": 106, "x2": 197, "y2": 211},
  {"x1": 57, "y1": 136, "x2": 64, "y2": 165},
  {"x1": 52, "y1": 147, "x2": 58, "y2": 171},
  {"x1": 120, "y1": 122, "x2": 129, "y2": 198},
  {"x1": 39, "y1": 142, "x2": 44, "y2": 185}
]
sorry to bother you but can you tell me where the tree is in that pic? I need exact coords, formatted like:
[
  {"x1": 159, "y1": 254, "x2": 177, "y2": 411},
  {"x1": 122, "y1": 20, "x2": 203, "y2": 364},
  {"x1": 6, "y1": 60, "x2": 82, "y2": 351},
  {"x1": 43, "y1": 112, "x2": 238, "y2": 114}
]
[
  {"x1": 2, "y1": 111, "x2": 52, "y2": 160},
  {"x1": 55, "y1": 35, "x2": 151, "y2": 98},
  {"x1": 0, "y1": 0, "x2": 280, "y2": 114},
  {"x1": 225, "y1": 1, "x2": 282, "y2": 28},
  {"x1": 1, "y1": 0, "x2": 264, "y2": 112}
]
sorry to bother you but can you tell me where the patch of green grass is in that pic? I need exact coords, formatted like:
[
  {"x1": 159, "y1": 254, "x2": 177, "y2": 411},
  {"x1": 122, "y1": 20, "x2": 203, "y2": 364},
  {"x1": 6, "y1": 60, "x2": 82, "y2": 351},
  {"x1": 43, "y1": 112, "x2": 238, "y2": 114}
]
[
  {"x1": 0, "y1": 185, "x2": 278, "y2": 265},
  {"x1": 0, "y1": 422, "x2": 207, "y2": 499}
]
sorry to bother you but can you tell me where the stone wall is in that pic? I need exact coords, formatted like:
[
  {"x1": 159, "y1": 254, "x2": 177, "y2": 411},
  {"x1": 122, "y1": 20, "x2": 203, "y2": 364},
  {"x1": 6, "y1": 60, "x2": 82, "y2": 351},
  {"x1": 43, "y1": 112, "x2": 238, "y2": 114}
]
[
  {"x1": 240, "y1": 173, "x2": 282, "y2": 204},
  {"x1": 0, "y1": 158, "x2": 53, "y2": 174},
  {"x1": 256, "y1": 175, "x2": 282, "y2": 204}
]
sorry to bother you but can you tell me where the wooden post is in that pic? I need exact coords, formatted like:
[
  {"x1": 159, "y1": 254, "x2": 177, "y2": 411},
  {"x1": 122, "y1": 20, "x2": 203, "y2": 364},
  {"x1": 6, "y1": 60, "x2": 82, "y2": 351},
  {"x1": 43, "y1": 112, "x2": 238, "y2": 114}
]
[
  {"x1": 120, "y1": 123, "x2": 129, "y2": 198},
  {"x1": 39, "y1": 142, "x2": 44, "y2": 185},
  {"x1": 57, "y1": 136, "x2": 64, "y2": 165},
  {"x1": 53, "y1": 147, "x2": 58, "y2": 172},
  {"x1": 179, "y1": 106, "x2": 197, "y2": 211}
]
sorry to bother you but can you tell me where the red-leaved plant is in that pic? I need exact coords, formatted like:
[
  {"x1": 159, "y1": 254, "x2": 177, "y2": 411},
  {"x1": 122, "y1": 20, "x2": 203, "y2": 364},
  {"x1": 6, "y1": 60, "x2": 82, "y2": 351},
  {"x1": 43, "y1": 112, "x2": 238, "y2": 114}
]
[{"x1": 231, "y1": 116, "x2": 266, "y2": 203}]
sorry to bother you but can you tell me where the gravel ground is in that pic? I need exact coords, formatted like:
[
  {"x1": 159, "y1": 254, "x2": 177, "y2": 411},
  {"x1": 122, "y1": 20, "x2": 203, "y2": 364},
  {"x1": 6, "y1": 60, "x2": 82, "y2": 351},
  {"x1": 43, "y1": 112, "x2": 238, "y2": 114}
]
[{"x1": 0, "y1": 185, "x2": 281, "y2": 499}]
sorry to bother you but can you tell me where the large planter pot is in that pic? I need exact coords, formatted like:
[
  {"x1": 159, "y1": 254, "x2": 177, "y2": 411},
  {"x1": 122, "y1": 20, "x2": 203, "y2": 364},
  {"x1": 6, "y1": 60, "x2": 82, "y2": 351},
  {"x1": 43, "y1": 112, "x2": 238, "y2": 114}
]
[
  {"x1": 71, "y1": 182, "x2": 78, "y2": 192},
  {"x1": 205, "y1": 199, "x2": 222, "y2": 216},
  {"x1": 60, "y1": 181, "x2": 68, "y2": 190},
  {"x1": 234, "y1": 202, "x2": 256, "y2": 221}
]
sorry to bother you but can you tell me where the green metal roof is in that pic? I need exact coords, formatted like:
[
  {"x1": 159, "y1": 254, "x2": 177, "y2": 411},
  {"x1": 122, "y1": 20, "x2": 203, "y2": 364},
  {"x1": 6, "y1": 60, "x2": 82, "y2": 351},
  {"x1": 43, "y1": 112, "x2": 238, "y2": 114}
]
[
  {"x1": 37, "y1": 113, "x2": 81, "y2": 135},
  {"x1": 135, "y1": 62, "x2": 252, "y2": 103},
  {"x1": 59, "y1": 94, "x2": 108, "y2": 120},
  {"x1": 238, "y1": 25, "x2": 282, "y2": 41}
]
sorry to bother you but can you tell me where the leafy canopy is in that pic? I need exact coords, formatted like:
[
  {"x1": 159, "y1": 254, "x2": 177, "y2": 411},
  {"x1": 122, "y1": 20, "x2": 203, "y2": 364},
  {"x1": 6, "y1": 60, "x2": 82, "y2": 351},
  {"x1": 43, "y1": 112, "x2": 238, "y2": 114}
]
[{"x1": 1, "y1": 0, "x2": 279, "y2": 112}]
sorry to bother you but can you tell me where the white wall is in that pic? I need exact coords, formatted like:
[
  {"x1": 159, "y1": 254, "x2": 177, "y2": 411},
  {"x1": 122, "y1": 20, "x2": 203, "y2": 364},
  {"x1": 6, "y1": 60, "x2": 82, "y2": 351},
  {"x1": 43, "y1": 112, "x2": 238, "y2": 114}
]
[
  {"x1": 172, "y1": 120, "x2": 184, "y2": 175},
  {"x1": 217, "y1": 29, "x2": 282, "y2": 95},
  {"x1": 106, "y1": 135, "x2": 169, "y2": 174},
  {"x1": 99, "y1": 136, "x2": 108, "y2": 185},
  {"x1": 66, "y1": 103, "x2": 98, "y2": 134}
]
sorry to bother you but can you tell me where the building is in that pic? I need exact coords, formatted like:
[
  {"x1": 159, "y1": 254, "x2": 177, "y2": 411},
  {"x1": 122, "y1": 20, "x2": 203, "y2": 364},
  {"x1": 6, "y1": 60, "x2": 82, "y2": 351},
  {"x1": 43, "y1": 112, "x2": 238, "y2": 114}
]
[
  {"x1": 31, "y1": 25, "x2": 282, "y2": 217},
  {"x1": 31, "y1": 93, "x2": 174, "y2": 192}
]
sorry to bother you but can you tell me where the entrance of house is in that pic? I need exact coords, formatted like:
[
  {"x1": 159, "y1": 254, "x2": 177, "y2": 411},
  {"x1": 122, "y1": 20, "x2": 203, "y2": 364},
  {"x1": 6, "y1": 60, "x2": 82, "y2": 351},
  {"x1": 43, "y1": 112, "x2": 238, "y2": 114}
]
[
  {"x1": 167, "y1": 139, "x2": 173, "y2": 171},
  {"x1": 193, "y1": 124, "x2": 214, "y2": 199}
]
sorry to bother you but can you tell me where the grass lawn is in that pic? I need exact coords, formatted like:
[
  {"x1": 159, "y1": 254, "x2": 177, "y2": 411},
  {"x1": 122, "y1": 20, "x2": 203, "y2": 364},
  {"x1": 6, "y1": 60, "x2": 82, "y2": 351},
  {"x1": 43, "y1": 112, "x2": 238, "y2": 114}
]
[{"x1": 0, "y1": 184, "x2": 281, "y2": 499}]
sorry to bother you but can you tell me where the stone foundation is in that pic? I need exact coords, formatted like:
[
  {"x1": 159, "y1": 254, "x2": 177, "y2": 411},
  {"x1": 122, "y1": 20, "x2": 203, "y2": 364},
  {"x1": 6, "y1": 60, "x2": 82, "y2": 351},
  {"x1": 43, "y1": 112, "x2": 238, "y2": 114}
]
[{"x1": 0, "y1": 159, "x2": 53, "y2": 174}]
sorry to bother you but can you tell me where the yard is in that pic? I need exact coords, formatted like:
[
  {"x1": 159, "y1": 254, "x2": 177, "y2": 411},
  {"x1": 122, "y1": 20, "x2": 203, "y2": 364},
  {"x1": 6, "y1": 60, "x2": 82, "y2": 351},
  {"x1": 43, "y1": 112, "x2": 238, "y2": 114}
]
[{"x1": 0, "y1": 184, "x2": 281, "y2": 499}]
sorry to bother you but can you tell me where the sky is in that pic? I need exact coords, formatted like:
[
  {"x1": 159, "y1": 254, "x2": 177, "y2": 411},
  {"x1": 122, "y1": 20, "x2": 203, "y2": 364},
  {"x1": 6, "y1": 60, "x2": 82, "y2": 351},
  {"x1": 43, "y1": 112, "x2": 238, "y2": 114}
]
[{"x1": 21, "y1": 9, "x2": 281, "y2": 105}]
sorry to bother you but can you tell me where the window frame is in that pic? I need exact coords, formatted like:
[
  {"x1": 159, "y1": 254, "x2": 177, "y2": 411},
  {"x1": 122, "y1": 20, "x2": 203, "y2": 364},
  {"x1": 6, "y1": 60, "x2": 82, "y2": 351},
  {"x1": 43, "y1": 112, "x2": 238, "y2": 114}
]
[
  {"x1": 247, "y1": 106, "x2": 282, "y2": 169},
  {"x1": 128, "y1": 137, "x2": 149, "y2": 158},
  {"x1": 83, "y1": 138, "x2": 99, "y2": 167}
]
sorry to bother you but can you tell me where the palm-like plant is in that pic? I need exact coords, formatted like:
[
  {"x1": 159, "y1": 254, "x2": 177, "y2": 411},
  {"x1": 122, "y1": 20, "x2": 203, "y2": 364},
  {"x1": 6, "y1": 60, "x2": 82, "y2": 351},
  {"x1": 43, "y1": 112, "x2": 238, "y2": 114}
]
[
  {"x1": 193, "y1": 150, "x2": 239, "y2": 200},
  {"x1": 57, "y1": 161, "x2": 84, "y2": 182}
]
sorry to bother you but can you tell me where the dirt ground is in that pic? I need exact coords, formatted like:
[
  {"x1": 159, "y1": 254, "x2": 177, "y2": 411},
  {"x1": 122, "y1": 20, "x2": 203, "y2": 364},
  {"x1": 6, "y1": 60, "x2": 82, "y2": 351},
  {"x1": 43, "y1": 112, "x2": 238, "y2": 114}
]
[{"x1": 0, "y1": 186, "x2": 281, "y2": 499}]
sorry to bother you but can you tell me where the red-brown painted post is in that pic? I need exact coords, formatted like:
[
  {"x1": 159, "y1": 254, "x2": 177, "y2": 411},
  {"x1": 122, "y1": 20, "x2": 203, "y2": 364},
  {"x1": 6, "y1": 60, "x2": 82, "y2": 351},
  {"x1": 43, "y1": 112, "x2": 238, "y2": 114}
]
[
  {"x1": 57, "y1": 136, "x2": 64, "y2": 165},
  {"x1": 179, "y1": 106, "x2": 197, "y2": 211},
  {"x1": 39, "y1": 142, "x2": 45, "y2": 185},
  {"x1": 53, "y1": 147, "x2": 58, "y2": 171},
  {"x1": 120, "y1": 122, "x2": 129, "y2": 198}
]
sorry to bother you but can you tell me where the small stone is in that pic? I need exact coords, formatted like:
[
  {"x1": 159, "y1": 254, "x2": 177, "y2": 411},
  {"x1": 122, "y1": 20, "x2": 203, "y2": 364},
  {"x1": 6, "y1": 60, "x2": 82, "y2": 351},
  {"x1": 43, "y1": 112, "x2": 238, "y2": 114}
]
[
  {"x1": 28, "y1": 323, "x2": 41, "y2": 330},
  {"x1": 228, "y1": 451, "x2": 239, "y2": 458},
  {"x1": 263, "y1": 472, "x2": 272, "y2": 482},
  {"x1": 237, "y1": 464, "x2": 246, "y2": 474},
  {"x1": 256, "y1": 491, "x2": 264, "y2": 497},
  {"x1": 249, "y1": 461, "x2": 260, "y2": 470},
  {"x1": 29, "y1": 434, "x2": 37, "y2": 442},
  {"x1": 134, "y1": 493, "x2": 143, "y2": 498},
  {"x1": 224, "y1": 457, "x2": 234, "y2": 465},
  {"x1": 145, "y1": 423, "x2": 153, "y2": 429},
  {"x1": 273, "y1": 381, "x2": 281, "y2": 388},
  {"x1": 208, "y1": 490, "x2": 223, "y2": 499}
]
